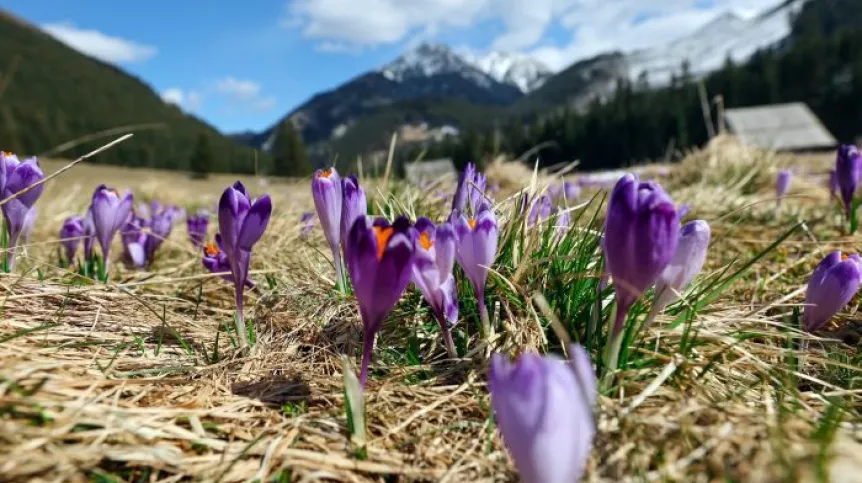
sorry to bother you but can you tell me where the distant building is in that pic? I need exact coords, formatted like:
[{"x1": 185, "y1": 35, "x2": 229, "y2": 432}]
[
  {"x1": 724, "y1": 102, "x2": 838, "y2": 153},
  {"x1": 404, "y1": 158, "x2": 457, "y2": 185}
]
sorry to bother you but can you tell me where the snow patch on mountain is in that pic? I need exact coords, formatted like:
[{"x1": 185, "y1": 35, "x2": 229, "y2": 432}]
[
  {"x1": 462, "y1": 50, "x2": 554, "y2": 93},
  {"x1": 380, "y1": 43, "x2": 493, "y2": 88}
]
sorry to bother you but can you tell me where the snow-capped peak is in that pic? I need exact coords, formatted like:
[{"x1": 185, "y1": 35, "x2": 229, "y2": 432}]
[
  {"x1": 462, "y1": 50, "x2": 553, "y2": 93},
  {"x1": 380, "y1": 43, "x2": 492, "y2": 87}
]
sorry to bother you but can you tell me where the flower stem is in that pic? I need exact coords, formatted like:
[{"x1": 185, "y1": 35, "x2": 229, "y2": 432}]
[
  {"x1": 359, "y1": 329, "x2": 376, "y2": 388},
  {"x1": 476, "y1": 289, "x2": 491, "y2": 339},
  {"x1": 332, "y1": 243, "x2": 346, "y2": 293},
  {"x1": 234, "y1": 283, "x2": 249, "y2": 348},
  {"x1": 436, "y1": 311, "x2": 458, "y2": 359}
]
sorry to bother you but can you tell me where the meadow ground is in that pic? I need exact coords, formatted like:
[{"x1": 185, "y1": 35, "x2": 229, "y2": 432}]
[{"x1": 0, "y1": 137, "x2": 860, "y2": 482}]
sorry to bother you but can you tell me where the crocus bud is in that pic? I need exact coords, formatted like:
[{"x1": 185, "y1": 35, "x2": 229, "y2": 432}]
[
  {"x1": 652, "y1": 220, "x2": 711, "y2": 315},
  {"x1": 489, "y1": 345, "x2": 596, "y2": 483},
  {"x1": 312, "y1": 167, "x2": 344, "y2": 286},
  {"x1": 217, "y1": 181, "x2": 272, "y2": 347},
  {"x1": 412, "y1": 218, "x2": 459, "y2": 357},
  {"x1": 345, "y1": 216, "x2": 415, "y2": 386},
  {"x1": 803, "y1": 251, "x2": 862, "y2": 333},
  {"x1": 603, "y1": 174, "x2": 679, "y2": 335},
  {"x1": 340, "y1": 175, "x2": 367, "y2": 249},
  {"x1": 527, "y1": 194, "x2": 552, "y2": 228},
  {"x1": 121, "y1": 214, "x2": 147, "y2": 269},
  {"x1": 776, "y1": 170, "x2": 792, "y2": 204},
  {"x1": 1, "y1": 154, "x2": 45, "y2": 271},
  {"x1": 90, "y1": 184, "x2": 133, "y2": 274},
  {"x1": 452, "y1": 163, "x2": 487, "y2": 215},
  {"x1": 452, "y1": 163, "x2": 476, "y2": 213},
  {"x1": 59, "y1": 215, "x2": 85, "y2": 264},
  {"x1": 454, "y1": 203, "x2": 498, "y2": 336},
  {"x1": 563, "y1": 181, "x2": 580, "y2": 202},
  {"x1": 836, "y1": 144, "x2": 861, "y2": 214},
  {"x1": 828, "y1": 170, "x2": 839, "y2": 198},
  {"x1": 186, "y1": 210, "x2": 209, "y2": 248},
  {"x1": 144, "y1": 208, "x2": 174, "y2": 264}
]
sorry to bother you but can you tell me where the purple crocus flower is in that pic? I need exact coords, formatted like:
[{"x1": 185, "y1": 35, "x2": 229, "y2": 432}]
[
  {"x1": 312, "y1": 167, "x2": 344, "y2": 288},
  {"x1": 836, "y1": 144, "x2": 861, "y2": 214},
  {"x1": 603, "y1": 174, "x2": 679, "y2": 336},
  {"x1": 527, "y1": 194, "x2": 552, "y2": 228},
  {"x1": 121, "y1": 214, "x2": 147, "y2": 269},
  {"x1": 0, "y1": 153, "x2": 45, "y2": 271},
  {"x1": 144, "y1": 207, "x2": 174, "y2": 264},
  {"x1": 202, "y1": 236, "x2": 255, "y2": 289},
  {"x1": 651, "y1": 220, "x2": 711, "y2": 317},
  {"x1": 803, "y1": 251, "x2": 862, "y2": 333},
  {"x1": 59, "y1": 215, "x2": 84, "y2": 264},
  {"x1": 776, "y1": 170, "x2": 792, "y2": 205},
  {"x1": 489, "y1": 344, "x2": 596, "y2": 483},
  {"x1": 412, "y1": 218, "x2": 459, "y2": 357},
  {"x1": 452, "y1": 162, "x2": 487, "y2": 215},
  {"x1": 454, "y1": 203, "x2": 498, "y2": 337},
  {"x1": 345, "y1": 215, "x2": 415, "y2": 386},
  {"x1": 90, "y1": 184, "x2": 133, "y2": 273},
  {"x1": 563, "y1": 181, "x2": 580, "y2": 202},
  {"x1": 216, "y1": 181, "x2": 272, "y2": 347},
  {"x1": 299, "y1": 211, "x2": 315, "y2": 240},
  {"x1": 83, "y1": 208, "x2": 95, "y2": 261},
  {"x1": 186, "y1": 210, "x2": 209, "y2": 248},
  {"x1": 340, "y1": 175, "x2": 367, "y2": 249}
]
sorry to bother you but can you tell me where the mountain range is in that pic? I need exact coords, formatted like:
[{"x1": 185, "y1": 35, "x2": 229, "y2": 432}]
[{"x1": 236, "y1": 0, "x2": 805, "y2": 158}]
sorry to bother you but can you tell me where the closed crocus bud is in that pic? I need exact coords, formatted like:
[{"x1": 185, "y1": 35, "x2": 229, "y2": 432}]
[
  {"x1": 803, "y1": 251, "x2": 862, "y2": 333},
  {"x1": 312, "y1": 167, "x2": 345, "y2": 287},
  {"x1": 776, "y1": 170, "x2": 792, "y2": 204},
  {"x1": 59, "y1": 215, "x2": 85, "y2": 264},
  {"x1": 836, "y1": 144, "x2": 861, "y2": 214},
  {"x1": 186, "y1": 210, "x2": 209, "y2": 248},
  {"x1": 603, "y1": 174, "x2": 679, "y2": 336},
  {"x1": 340, "y1": 175, "x2": 367, "y2": 250},
  {"x1": 144, "y1": 208, "x2": 174, "y2": 264},
  {"x1": 91, "y1": 184, "x2": 133, "y2": 274},
  {"x1": 1, "y1": 154, "x2": 45, "y2": 271},
  {"x1": 563, "y1": 181, "x2": 580, "y2": 202},
  {"x1": 346, "y1": 215, "x2": 416, "y2": 386},
  {"x1": 121, "y1": 214, "x2": 147, "y2": 269},
  {"x1": 452, "y1": 163, "x2": 476, "y2": 213},
  {"x1": 412, "y1": 218, "x2": 459, "y2": 357},
  {"x1": 651, "y1": 220, "x2": 711, "y2": 317},
  {"x1": 217, "y1": 181, "x2": 273, "y2": 347},
  {"x1": 454, "y1": 203, "x2": 498, "y2": 337},
  {"x1": 489, "y1": 345, "x2": 596, "y2": 483},
  {"x1": 527, "y1": 194, "x2": 552, "y2": 228},
  {"x1": 452, "y1": 163, "x2": 488, "y2": 215}
]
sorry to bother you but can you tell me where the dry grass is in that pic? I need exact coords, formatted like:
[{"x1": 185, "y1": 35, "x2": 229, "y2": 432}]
[{"x1": 1, "y1": 137, "x2": 861, "y2": 482}]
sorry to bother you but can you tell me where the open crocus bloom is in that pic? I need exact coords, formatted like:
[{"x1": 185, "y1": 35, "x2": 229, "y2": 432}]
[
  {"x1": 0, "y1": 153, "x2": 45, "y2": 271},
  {"x1": 345, "y1": 215, "x2": 415, "y2": 386},
  {"x1": 454, "y1": 203, "x2": 498, "y2": 336},
  {"x1": 412, "y1": 218, "x2": 459, "y2": 357},
  {"x1": 90, "y1": 184, "x2": 134, "y2": 274},
  {"x1": 312, "y1": 167, "x2": 344, "y2": 287}
]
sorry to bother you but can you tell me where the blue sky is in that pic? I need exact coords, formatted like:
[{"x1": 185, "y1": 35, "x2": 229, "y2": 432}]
[{"x1": 4, "y1": 0, "x2": 778, "y2": 134}]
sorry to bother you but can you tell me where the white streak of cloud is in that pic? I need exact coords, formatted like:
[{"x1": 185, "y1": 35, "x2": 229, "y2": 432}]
[{"x1": 42, "y1": 22, "x2": 157, "y2": 64}]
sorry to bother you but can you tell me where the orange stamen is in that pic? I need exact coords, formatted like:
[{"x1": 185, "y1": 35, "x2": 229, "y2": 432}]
[
  {"x1": 1, "y1": 151, "x2": 13, "y2": 157},
  {"x1": 419, "y1": 231, "x2": 434, "y2": 250},
  {"x1": 468, "y1": 218, "x2": 477, "y2": 230},
  {"x1": 373, "y1": 226, "x2": 394, "y2": 261},
  {"x1": 205, "y1": 241, "x2": 219, "y2": 257},
  {"x1": 318, "y1": 168, "x2": 333, "y2": 178}
]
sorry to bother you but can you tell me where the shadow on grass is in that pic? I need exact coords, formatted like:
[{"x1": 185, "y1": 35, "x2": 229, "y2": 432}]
[{"x1": 231, "y1": 374, "x2": 311, "y2": 407}]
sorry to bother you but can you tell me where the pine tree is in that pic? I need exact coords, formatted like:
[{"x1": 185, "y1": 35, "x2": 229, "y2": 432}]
[
  {"x1": 272, "y1": 120, "x2": 313, "y2": 177},
  {"x1": 189, "y1": 133, "x2": 214, "y2": 179}
]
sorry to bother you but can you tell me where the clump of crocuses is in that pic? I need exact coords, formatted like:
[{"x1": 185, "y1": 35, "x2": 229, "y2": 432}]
[
  {"x1": 649, "y1": 220, "x2": 711, "y2": 321},
  {"x1": 59, "y1": 215, "x2": 85, "y2": 266},
  {"x1": 186, "y1": 210, "x2": 209, "y2": 248},
  {"x1": 345, "y1": 216, "x2": 415, "y2": 386},
  {"x1": 489, "y1": 344, "x2": 597, "y2": 483},
  {"x1": 453, "y1": 203, "x2": 498, "y2": 337},
  {"x1": 603, "y1": 174, "x2": 678, "y2": 367},
  {"x1": 207, "y1": 181, "x2": 272, "y2": 348},
  {"x1": 90, "y1": 184, "x2": 133, "y2": 278},
  {"x1": 0, "y1": 152, "x2": 45, "y2": 271},
  {"x1": 412, "y1": 218, "x2": 459, "y2": 357},
  {"x1": 803, "y1": 251, "x2": 861, "y2": 333}
]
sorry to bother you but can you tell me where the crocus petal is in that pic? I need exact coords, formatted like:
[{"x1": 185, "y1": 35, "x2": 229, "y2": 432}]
[
  {"x1": 340, "y1": 175, "x2": 367, "y2": 246},
  {"x1": 237, "y1": 195, "x2": 272, "y2": 251},
  {"x1": 803, "y1": 251, "x2": 862, "y2": 332},
  {"x1": 127, "y1": 242, "x2": 146, "y2": 268},
  {"x1": 654, "y1": 220, "x2": 711, "y2": 311},
  {"x1": 440, "y1": 275, "x2": 459, "y2": 324}
]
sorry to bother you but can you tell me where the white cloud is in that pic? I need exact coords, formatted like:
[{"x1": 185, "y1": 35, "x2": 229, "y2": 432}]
[
  {"x1": 42, "y1": 22, "x2": 157, "y2": 64},
  {"x1": 284, "y1": 0, "x2": 784, "y2": 69},
  {"x1": 161, "y1": 88, "x2": 204, "y2": 110},
  {"x1": 212, "y1": 77, "x2": 277, "y2": 113}
]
